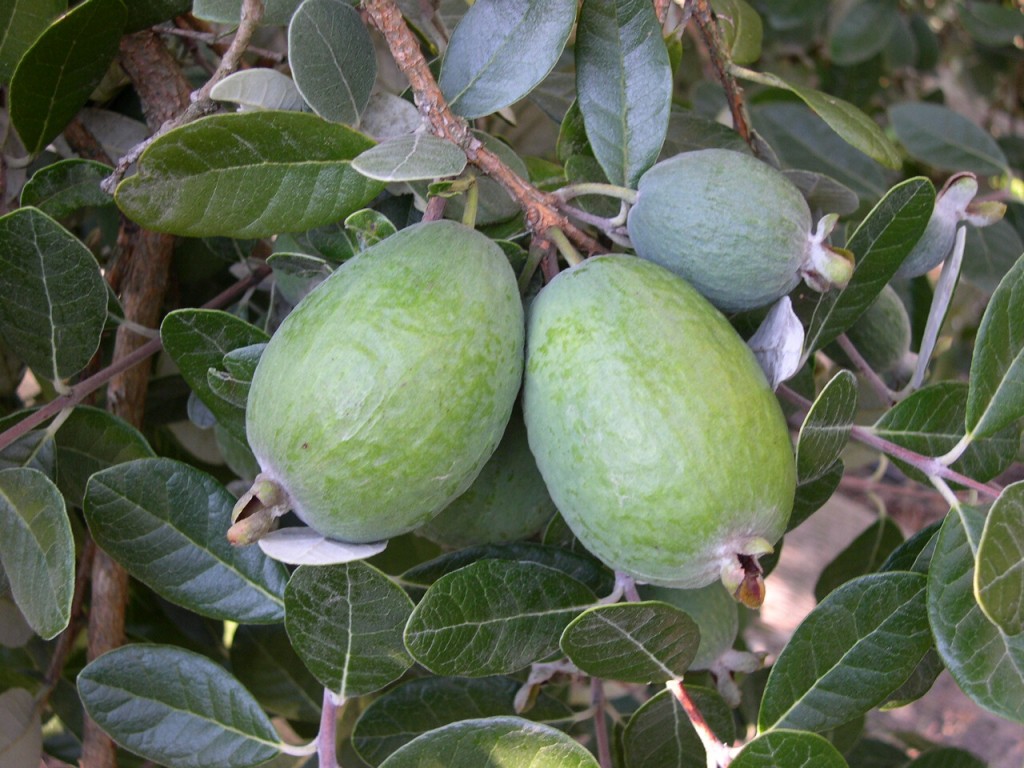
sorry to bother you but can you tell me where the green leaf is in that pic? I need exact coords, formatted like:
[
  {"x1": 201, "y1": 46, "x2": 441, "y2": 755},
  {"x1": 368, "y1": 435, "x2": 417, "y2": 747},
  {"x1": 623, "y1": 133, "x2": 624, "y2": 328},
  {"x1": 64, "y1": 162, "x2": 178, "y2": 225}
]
[
  {"x1": 710, "y1": 0, "x2": 763, "y2": 65},
  {"x1": 284, "y1": 562, "x2": 414, "y2": 699},
  {"x1": 404, "y1": 559, "x2": 596, "y2": 677},
  {"x1": 401, "y1": 541, "x2": 614, "y2": 596},
  {"x1": 229, "y1": 624, "x2": 323, "y2": 723},
  {"x1": 83, "y1": 457, "x2": 288, "y2": 623},
  {"x1": 874, "y1": 381, "x2": 1019, "y2": 484},
  {"x1": 288, "y1": 0, "x2": 375, "y2": 125},
  {"x1": 881, "y1": 521, "x2": 941, "y2": 574},
  {"x1": 731, "y1": 729, "x2": 849, "y2": 767},
  {"x1": 751, "y1": 103, "x2": 889, "y2": 201},
  {"x1": 438, "y1": 0, "x2": 577, "y2": 119},
  {"x1": 789, "y1": 459, "x2": 843, "y2": 532},
  {"x1": 193, "y1": 0, "x2": 302, "y2": 25},
  {"x1": 0, "y1": 468, "x2": 72, "y2": 640},
  {"x1": 352, "y1": 676, "x2": 573, "y2": 766},
  {"x1": 559, "y1": 601, "x2": 699, "y2": 684},
  {"x1": 904, "y1": 747, "x2": 986, "y2": 768},
  {"x1": 210, "y1": 69, "x2": 306, "y2": 112},
  {"x1": 928, "y1": 505, "x2": 1024, "y2": 722},
  {"x1": 828, "y1": 0, "x2": 899, "y2": 66},
  {"x1": 965, "y1": 254, "x2": 1024, "y2": 440},
  {"x1": 0, "y1": 0, "x2": 63, "y2": 83},
  {"x1": 783, "y1": 170, "x2": 861, "y2": 217},
  {"x1": 759, "y1": 572, "x2": 931, "y2": 733},
  {"x1": 8, "y1": 0, "x2": 126, "y2": 155},
  {"x1": 962, "y1": 220, "x2": 1024, "y2": 294},
  {"x1": 889, "y1": 102, "x2": 1010, "y2": 176},
  {"x1": 115, "y1": 111, "x2": 383, "y2": 238},
  {"x1": 20, "y1": 160, "x2": 114, "y2": 219},
  {"x1": 733, "y1": 68, "x2": 902, "y2": 169},
  {"x1": 662, "y1": 107, "x2": 750, "y2": 157},
  {"x1": 622, "y1": 686, "x2": 735, "y2": 768},
  {"x1": 160, "y1": 309, "x2": 270, "y2": 442},
  {"x1": 957, "y1": 1, "x2": 1024, "y2": 48},
  {"x1": 803, "y1": 177, "x2": 935, "y2": 355},
  {"x1": 880, "y1": 647, "x2": 944, "y2": 709},
  {"x1": 795, "y1": 370, "x2": 858, "y2": 483},
  {"x1": 352, "y1": 134, "x2": 468, "y2": 182},
  {"x1": 0, "y1": 428, "x2": 54, "y2": 476},
  {"x1": 77, "y1": 644, "x2": 283, "y2": 768},
  {"x1": 814, "y1": 518, "x2": 905, "y2": 601},
  {"x1": 123, "y1": 0, "x2": 193, "y2": 33},
  {"x1": 975, "y1": 482, "x2": 1024, "y2": 636},
  {"x1": 0, "y1": 688, "x2": 41, "y2": 768},
  {"x1": 0, "y1": 207, "x2": 109, "y2": 383},
  {"x1": 54, "y1": 405, "x2": 155, "y2": 507},
  {"x1": 377, "y1": 716, "x2": 599, "y2": 768},
  {"x1": 574, "y1": 0, "x2": 671, "y2": 187}
]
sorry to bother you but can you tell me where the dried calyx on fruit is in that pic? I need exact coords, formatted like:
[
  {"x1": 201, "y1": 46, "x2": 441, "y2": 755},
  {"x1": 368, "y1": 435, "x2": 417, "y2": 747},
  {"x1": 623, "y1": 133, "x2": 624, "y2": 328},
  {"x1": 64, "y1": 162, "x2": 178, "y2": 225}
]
[
  {"x1": 523, "y1": 254, "x2": 795, "y2": 607},
  {"x1": 230, "y1": 221, "x2": 524, "y2": 546},
  {"x1": 626, "y1": 148, "x2": 853, "y2": 312},
  {"x1": 895, "y1": 172, "x2": 1006, "y2": 279}
]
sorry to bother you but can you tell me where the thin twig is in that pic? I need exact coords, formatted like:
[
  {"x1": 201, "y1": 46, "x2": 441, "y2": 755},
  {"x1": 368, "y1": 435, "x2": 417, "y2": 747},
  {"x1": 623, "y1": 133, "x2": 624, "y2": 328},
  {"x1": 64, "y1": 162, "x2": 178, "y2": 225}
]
[
  {"x1": 666, "y1": 679, "x2": 734, "y2": 767},
  {"x1": 591, "y1": 679, "x2": 613, "y2": 768},
  {"x1": 154, "y1": 24, "x2": 286, "y2": 62},
  {"x1": 691, "y1": 0, "x2": 754, "y2": 151},
  {"x1": 101, "y1": 0, "x2": 267, "y2": 193},
  {"x1": 833, "y1": 334, "x2": 897, "y2": 406},
  {"x1": 318, "y1": 690, "x2": 341, "y2": 768}
]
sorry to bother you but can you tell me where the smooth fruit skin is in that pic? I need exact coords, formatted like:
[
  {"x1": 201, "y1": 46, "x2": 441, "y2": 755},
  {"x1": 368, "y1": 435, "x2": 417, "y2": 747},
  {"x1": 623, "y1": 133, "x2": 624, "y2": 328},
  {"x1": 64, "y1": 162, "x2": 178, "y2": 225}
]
[
  {"x1": 627, "y1": 149, "x2": 812, "y2": 312},
  {"x1": 245, "y1": 220, "x2": 524, "y2": 543},
  {"x1": 825, "y1": 285, "x2": 912, "y2": 374},
  {"x1": 523, "y1": 255, "x2": 795, "y2": 590},
  {"x1": 418, "y1": 404, "x2": 556, "y2": 548}
]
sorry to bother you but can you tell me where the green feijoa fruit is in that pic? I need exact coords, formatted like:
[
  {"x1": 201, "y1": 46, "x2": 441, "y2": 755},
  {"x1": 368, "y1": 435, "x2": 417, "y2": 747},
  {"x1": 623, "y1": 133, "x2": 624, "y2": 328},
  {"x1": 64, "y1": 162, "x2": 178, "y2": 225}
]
[
  {"x1": 235, "y1": 221, "x2": 525, "y2": 544},
  {"x1": 418, "y1": 404, "x2": 557, "y2": 548},
  {"x1": 523, "y1": 255, "x2": 795, "y2": 606},
  {"x1": 626, "y1": 148, "x2": 852, "y2": 312},
  {"x1": 825, "y1": 284, "x2": 912, "y2": 374},
  {"x1": 639, "y1": 582, "x2": 739, "y2": 670}
]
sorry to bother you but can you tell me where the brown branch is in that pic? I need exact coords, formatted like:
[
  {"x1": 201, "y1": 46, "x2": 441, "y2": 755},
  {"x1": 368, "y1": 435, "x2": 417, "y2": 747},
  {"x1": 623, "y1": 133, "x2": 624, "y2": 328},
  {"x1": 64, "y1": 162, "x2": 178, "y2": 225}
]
[
  {"x1": 691, "y1": 0, "x2": 754, "y2": 150},
  {"x1": 362, "y1": 0, "x2": 603, "y2": 258}
]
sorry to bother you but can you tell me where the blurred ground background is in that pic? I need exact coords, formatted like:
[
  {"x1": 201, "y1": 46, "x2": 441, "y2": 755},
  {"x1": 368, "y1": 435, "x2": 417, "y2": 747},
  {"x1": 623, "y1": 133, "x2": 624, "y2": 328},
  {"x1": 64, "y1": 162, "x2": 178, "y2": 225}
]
[{"x1": 749, "y1": 491, "x2": 1024, "y2": 768}]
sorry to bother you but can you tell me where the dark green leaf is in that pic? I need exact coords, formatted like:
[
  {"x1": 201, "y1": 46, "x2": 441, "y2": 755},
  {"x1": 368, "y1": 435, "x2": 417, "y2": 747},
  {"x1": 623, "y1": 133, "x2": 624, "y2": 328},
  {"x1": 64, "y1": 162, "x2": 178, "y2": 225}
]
[
  {"x1": 574, "y1": 0, "x2": 671, "y2": 187},
  {"x1": 352, "y1": 134, "x2": 467, "y2": 182},
  {"x1": 115, "y1": 111, "x2": 383, "y2": 237},
  {"x1": 789, "y1": 459, "x2": 843, "y2": 532},
  {"x1": 735, "y1": 69, "x2": 902, "y2": 168},
  {"x1": 288, "y1": 0, "x2": 375, "y2": 125},
  {"x1": 731, "y1": 730, "x2": 849, "y2": 767},
  {"x1": 8, "y1": 0, "x2": 126, "y2": 155},
  {"x1": 828, "y1": 0, "x2": 899, "y2": 66},
  {"x1": 0, "y1": 207, "x2": 109, "y2": 383},
  {"x1": 124, "y1": 0, "x2": 193, "y2": 32},
  {"x1": 880, "y1": 521, "x2": 941, "y2": 574},
  {"x1": 401, "y1": 541, "x2": 614, "y2": 596},
  {"x1": 20, "y1": 160, "x2": 114, "y2": 218},
  {"x1": 345, "y1": 209, "x2": 398, "y2": 251},
  {"x1": 803, "y1": 177, "x2": 935, "y2": 355},
  {"x1": 889, "y1": 102, "x2": 1010, "y2": 176},
  {"x1": 622, "y1": 686, "x2": 735, "y2": 768},
  {"x1": 78, "y1": 644, "x2": 283, "y2": 768},
  {"x1": 84, "y1": 458, "x2": 288, "y2": 623},
  {"x1": 285, "y1": 562, "x2": 414, "y2": 699},
  {"x1": 874, "y1": 382, "x2": 1018, "y2": 483},
  {"x1": 814, "y1": 518, "x2": 905, "y2": 601},
  {"x1": 975, "y1": 482, "x2": 1024, "y2": 636},
  {"x1": 710, "y1": 0, "x2": 763, "y2": 65},
  {"x1": 377, "y1": 716, "x2": 599, "y2": 768},
  {"x1": 560, "y1": 601, "x2": 699, "y2": 683},
  {"x1": 904, "y1": 747, "x2": 986, "y2": 768},
  {"x1": 880, "y1": 647, "x2": 944, "y2": 709},
  {"x1": 759, "y1": 572, "x2": 931, "y2": 733},
  {"x1": 404, "y1": 559, "x2": 596, "y2": 677},
  {"x1": 267, "y1": 252, "x2": 332, "y2": 303},
  {"x1": 965, "y1": 254, "x2": 1024, "y2": 440},
  {"x1": 229, "y1": 624, "x2": 323, "y2": 723},
  {"x1": 0, "y1": 468, "x2": 72, "y2": 639},
  {"x1": 957, "y1": 1, "x2": 1024, "y2": 47},
  {"x1": 843, "y1": 738, "x2": 909, "y2": 767},
  {"x1": 662, "y1": 107, "x2": 749, "y2": 157},
  {"x1": 928, "y1": 505, "x2": 1024, "y2": 723},
  {"x1": 962, "y1": 220, "x2": 1024, "y2": 294},
  {"x1": 0, "y1": 0, "x2": 63, "y2": 83},
  {"x1": 54, "y1": 405, "x2": 155, "y2": 506},
  {"x1": 0, "y1": 429, "x2": 54, "y2": 475},
  {"x1": 438, "y1": 0, "x2": 577, "y2": 119},
  {"x1": 160, "y1": 309, "x2": 270, "y2": 442},
  {"x1": 796, "y1": 370, "x2": 858, "y2": 483},
  {"x1": 352, "y1": 676, "x2": 573, "y2": 766},
  {"x1": 752, "y1": 103, "x2": 889, "y2": 201}
]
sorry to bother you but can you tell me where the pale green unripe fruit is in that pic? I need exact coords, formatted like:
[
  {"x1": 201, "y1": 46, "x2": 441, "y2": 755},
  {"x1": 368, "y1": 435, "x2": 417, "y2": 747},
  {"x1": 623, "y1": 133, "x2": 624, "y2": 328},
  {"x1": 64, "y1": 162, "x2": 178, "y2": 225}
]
[
  {"x1": 825, "y1": 285, "x2": 912, "y2": 375},
  {"x1": 626, "y1": 149, "x2": 852, "y2": 312},
  {"x1": 418, "y1": 404, "x2": 556, "y2": 548},
  {"x1": 639, "y1": 582, "x2": 739, "y2": 670},
  {"x1": 238, "y1": 221, "x2": 525, "y2": 544},
  {"x1": 523, "y1": 255, "x2": 795, "y2": 601}
]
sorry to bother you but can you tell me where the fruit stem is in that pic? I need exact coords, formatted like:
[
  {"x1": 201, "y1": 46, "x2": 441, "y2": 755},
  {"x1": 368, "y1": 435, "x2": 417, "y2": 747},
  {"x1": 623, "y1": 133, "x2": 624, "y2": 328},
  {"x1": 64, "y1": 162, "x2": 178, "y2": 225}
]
[
  {"x1": 461, "y1": 177, "x2": 479, "y2": 229},
  {"x1": 666, "y1": 679, "x2": 735, "y2": 768},
  {"x1": 591, "y1": 678, "x2": 613, "y2": 768},
  {"x1": 318, "y1": 689, "x2": 343, "y2": 768},
  {"x1": 548, "y1": 226, "x2": 584, "y2": 267},
  {"x1": 834, "y1": 333, "x2": 898, "y2": 406},
  {"x1": 554, "y1": 182, "x2": 639, "y2": 206}
]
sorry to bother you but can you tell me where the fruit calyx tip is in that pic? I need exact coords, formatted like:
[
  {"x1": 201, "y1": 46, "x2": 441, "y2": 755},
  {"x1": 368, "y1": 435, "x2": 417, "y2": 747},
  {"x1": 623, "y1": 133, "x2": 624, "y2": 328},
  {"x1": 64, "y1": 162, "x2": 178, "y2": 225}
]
[
  {"x1": 720, "y1": 537, "x2": 772, "y2": 609},
  {"x1": 227, "y1": 473, "x2": 290, "y2": 546},
  {"x1": 801, "y1": 214, "x2": 854, "y2": 293}
]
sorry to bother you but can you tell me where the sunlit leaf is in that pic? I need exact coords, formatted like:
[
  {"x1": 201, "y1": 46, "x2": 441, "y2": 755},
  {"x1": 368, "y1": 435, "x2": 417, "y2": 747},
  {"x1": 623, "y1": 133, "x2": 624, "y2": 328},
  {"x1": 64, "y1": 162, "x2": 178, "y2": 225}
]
[
  {"x1": 789, "y1": 459, "x2": 844, "y2": 532},
  {"x1": 352, "y1": 134, "x2": 467, "y2": 182},
  {"x1": 795, "y1": 370, "x2": 857, "y2": 483},
  {"x1": 975, "y1": 482, "x2": 1024, "y2": 636},
  {"x1": 732, "y1": 730, "x2": 849, "y2": 767},
  {"x1": 622, "y1": 686, "x2": 735, "y2": 768},
  {"x1": 210, "y1": 69, "x2": 306, "y2": 112},
  {"x1": 20, "y1": 159, "x2": 113, "y2": 218}
]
